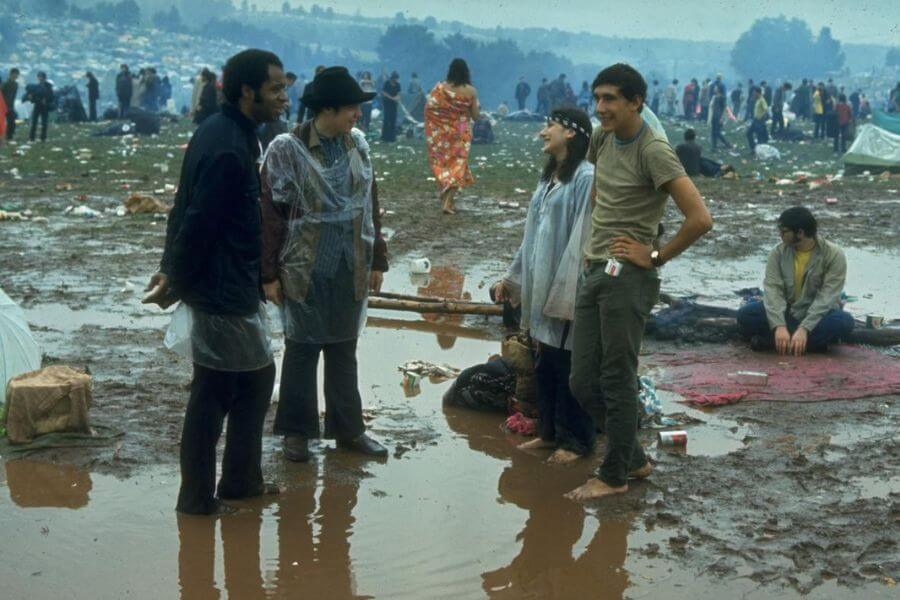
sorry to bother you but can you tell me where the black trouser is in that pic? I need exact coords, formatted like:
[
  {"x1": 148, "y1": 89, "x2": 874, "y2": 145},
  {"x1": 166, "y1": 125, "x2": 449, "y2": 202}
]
[
  {"x1": 89, "y1": 98, "x2": 97, "y2": 121},
  {"x1": 118, "y1": 95, "x2": 131, "y2": 118},
  {"x1": 535, "y1": 341, "x2": 596, "y2": 455},
  {"x1": 176, "y1": 362, "x2": 276, "y2": 515},
  {"x1": 813, "y1": 114, "x2": 824, "y2": 138},
  {"x1": 746, "y1": 118, "x2": 768, "y2": 150},
  {"x1": 710, "y1": 119, "x2": 730, "y2": 149},
  {"x1": 771, "y1": 109, "x2": 784, "y2": 134},
  {"x1": 274, "y1": 338, "x2": 365, "y2": 441},
  {"x1": 517, "y1": 97, "x2": 526, "y2": 110},
  {"x1": 381, "y1": 102, "x2": 398, "y2": 142},
  {"x1": 5, "y1": 110, "x2": 15, "y2": 140},
  {"x1": 570, "y1": 262, "x2": 659, "y2": 487},
  {"x1": 834, "y1": 123, "x2": 849, "y2": 152},
  {"x1": 29, "y1": 106, "x2": 49, "y2": 141},
  {"x1": 361, "y1": 102, "x2": 372, "y2": 131}
]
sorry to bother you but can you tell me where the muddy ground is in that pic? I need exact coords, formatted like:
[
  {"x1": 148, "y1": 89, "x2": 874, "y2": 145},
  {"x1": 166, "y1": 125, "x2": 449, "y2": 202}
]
[{"x1": 0, "y1": 118, "x2": 898, "y2": 598}]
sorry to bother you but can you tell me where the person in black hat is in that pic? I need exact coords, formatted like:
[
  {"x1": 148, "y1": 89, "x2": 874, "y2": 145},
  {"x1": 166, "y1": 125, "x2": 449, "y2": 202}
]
[
  {"x1": 260, "y1": 66, "x2": 391, "y2": 462},
  {"x1": 380, "y1": 70, "x2": 401, "y2": 142}
]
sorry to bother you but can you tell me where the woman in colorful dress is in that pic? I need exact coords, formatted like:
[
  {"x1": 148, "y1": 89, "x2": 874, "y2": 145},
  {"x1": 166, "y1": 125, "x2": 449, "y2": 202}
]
[{"x1": 425, "y1": 58, "x2": 479, "y2": 215}]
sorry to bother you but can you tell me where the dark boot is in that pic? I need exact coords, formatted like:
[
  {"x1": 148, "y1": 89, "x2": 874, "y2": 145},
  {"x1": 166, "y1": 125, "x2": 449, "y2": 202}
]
[
  {"x1": 337, "y1": 433, "x2": 388, "y2": 457},
  {"x1": 283, "y1": 436, "x2": 310, "y2": 462}
]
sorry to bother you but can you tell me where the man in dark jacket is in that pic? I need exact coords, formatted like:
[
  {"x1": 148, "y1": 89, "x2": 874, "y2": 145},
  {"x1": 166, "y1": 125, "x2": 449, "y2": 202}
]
[
  {"x1": 1, "y1": 68, "x2": 19, "y2": 140},
  {"x1": 26, "y1": 71, "x2": 53, "y2": 142},
  {"x1": 85, "y1": 72, "x2": 100, "y2": 121},
  {"x1": 116, "y1": 64, "x2": 132, "y2": 118},
  {"x1": 143, "y1": 49, "x2": 288, "y2": 516}
]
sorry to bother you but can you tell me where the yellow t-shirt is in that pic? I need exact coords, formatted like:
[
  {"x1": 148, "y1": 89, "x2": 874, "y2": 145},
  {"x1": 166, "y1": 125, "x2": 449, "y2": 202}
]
[
  {"x1": 793, "y1": 248, "x2": 813, "y2": 302},
  {"x1": 813, "y1": 91, "x2": 824, "y2": 115}
]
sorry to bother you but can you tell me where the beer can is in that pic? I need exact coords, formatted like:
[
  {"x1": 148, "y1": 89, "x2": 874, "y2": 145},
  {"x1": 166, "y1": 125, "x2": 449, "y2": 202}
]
[
  {"x1": 658, "y1": 430, "x2": 688, "y2": 446},
  {"x1": 866, "y1": 315, "x2": 884, "y2": 329},
  {"x1": 731, "y1": 371, "x2": 768, "y2": 386}
]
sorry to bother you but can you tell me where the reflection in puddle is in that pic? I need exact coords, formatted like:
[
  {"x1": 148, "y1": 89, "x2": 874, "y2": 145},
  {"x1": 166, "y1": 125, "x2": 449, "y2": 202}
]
[
  {"x1": 0, "y1": 261, "x2": 791, "y2": 599},
  {"x1": 5, "y1": 460, "x2": 92, "y2": 509}
]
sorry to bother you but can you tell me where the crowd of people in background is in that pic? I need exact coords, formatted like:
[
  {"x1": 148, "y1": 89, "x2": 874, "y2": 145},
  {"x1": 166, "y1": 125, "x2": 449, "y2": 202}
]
[{"x1": 1, "y1": 55, "x2": 899, "y2": 154}]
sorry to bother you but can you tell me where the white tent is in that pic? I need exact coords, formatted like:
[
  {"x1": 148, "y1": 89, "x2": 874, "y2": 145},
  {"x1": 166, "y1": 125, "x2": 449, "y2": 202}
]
[
  {"x1": 0, "y1": 287, "x2": 41, "y2": 407},
  {"x1": 844, "y1": 124, "x2": 900, "y2": 170}
]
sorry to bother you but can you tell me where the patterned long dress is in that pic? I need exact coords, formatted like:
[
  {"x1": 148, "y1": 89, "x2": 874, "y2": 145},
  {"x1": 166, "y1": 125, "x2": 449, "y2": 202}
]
[{"x1": 425, "y1": 82, "x2": 476, "y2": 192}]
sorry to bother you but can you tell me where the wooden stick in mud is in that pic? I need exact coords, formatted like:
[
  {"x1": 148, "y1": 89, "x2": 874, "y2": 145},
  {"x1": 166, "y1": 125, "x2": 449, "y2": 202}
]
[
  {"x1": 373, "y1": 291, "x2": 447, "y2": 303},
  {"x1": 368, "y1": 296, "x2": 502, "y2": 316}
]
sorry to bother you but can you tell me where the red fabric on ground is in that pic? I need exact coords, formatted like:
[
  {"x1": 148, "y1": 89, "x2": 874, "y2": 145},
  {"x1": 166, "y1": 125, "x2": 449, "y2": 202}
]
[{"x1": 651, "y1": 344, "x2": 900, "y2": 405}]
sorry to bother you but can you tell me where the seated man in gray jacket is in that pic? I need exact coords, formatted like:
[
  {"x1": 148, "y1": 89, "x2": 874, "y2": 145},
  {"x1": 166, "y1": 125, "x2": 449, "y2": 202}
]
[{"x1": 737, "y1": 206, "x2": 853, "y2": 355}]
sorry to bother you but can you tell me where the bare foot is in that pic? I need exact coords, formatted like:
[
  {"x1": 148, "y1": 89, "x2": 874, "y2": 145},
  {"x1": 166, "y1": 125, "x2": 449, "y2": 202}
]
[
  {"x1": 547, "y1": 448, "x2": 581, "y2": 465},
  {"x1": 629, "y1": 462, "x2": 653, "y2": 480},
  {"x1": 518, "y1": 438, "x2": 555, "y2": 451},
  {"x1": 564, "y1": 478, "x2": 627, "y2": 501}
]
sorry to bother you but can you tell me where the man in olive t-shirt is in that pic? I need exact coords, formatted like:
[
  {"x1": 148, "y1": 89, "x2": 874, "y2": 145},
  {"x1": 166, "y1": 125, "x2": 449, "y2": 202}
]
[{"x1": 566, "y1": 64, "x2": 713, "y2": 502}]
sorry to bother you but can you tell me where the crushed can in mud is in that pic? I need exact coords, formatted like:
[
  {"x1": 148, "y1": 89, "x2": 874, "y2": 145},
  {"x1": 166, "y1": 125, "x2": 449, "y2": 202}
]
[
  {"x1": 866, "y1": 315, "x2": 884, "y2": 329},
  {"x1": 402, "y1": 372, "x2": 422, "y2": 397},
  {"x1": 658, "y1": 430, "x2": 688, "y2": 446},
  {"x1": 729, "y1": 371, "x2": 769, "y2": 386}
]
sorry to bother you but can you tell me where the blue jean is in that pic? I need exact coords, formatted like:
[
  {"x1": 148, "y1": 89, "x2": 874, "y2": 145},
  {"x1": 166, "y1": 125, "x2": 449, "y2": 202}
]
[
  {"x1": 736, "y1": 299, "x2": 854, "y2": 351},
  {"x1": 534, "y1": 341, "x2": 596, "y2": 456},
  {"x1": 746, "y1": 118, "x2": 768, "y2": 150}
]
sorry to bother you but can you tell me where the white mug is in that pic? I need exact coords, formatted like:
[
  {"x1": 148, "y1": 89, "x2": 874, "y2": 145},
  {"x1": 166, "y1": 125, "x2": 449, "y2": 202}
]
[{"x1": 409, "y1": 258, "x2": 432, "y2": 274}]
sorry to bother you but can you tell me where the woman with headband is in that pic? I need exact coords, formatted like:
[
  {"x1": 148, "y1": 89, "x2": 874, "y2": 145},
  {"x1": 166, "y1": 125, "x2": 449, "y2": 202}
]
[{"x1": 492, "y1": 108, "x2": 596, "y2": 464}]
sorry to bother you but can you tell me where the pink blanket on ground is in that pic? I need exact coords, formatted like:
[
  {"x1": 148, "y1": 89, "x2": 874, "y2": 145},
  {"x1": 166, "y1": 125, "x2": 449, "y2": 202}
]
[{"x1": 650, "y1": 345, "x2": 900, "y2": 406}]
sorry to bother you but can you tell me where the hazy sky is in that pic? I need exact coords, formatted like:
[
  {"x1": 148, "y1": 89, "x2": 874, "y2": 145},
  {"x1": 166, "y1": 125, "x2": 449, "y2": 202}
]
[{"x1": 261, "y1": 0, "x2": 899, "y2": 45}]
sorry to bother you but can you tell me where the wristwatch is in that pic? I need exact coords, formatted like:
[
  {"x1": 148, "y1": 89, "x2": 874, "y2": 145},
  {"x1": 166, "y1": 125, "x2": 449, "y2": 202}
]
[{"x1": 650, "y1": 250, "x2": 663, "y2": 267}]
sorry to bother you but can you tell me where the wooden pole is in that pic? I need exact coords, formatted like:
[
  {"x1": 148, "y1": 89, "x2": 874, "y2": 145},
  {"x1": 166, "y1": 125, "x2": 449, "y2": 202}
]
[{"x1": 368, "y1": 296, "x2": 502, "y2": 316}]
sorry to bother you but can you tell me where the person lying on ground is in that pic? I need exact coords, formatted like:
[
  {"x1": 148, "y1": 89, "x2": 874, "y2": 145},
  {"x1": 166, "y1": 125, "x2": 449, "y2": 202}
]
[
  {"x1": 143, "y1": 49, "x2": 288, "y2": 516},
  {"x1": 674, "y1": 128, "x2": 734, "y2": 178},
  {"x1": 492, "y1": 107, "x2": 596, "y2": 466},
  {"x1": 566, "y1": 64, "x2": 713, "y2": 502},
  {"x1": 737, "y1": 206, "x2": 853, "y2": 355}
]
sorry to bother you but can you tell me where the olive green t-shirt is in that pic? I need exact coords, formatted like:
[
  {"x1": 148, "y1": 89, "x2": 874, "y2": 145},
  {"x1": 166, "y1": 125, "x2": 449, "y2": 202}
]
[{"x1": 585, "y1": 121, "x2": 686, "y2": 261}]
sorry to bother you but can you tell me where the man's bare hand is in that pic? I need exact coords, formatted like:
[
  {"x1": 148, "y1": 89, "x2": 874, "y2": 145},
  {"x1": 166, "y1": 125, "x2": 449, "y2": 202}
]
[
  {"x1": 774, "y1": 326, "x2": 791, "y2": 355},
  {"x1": 369, "y1": 271, "x2": 384, "y2": 294},
  {"x1": 264, "y1": 280, "x2": 283, "y2": 306},
  {"x1": 609, "y1": 236, "x2": 653, "y2": 269},
  {"x1": 142, "y1": 272, "x2": 175, "y2": 309},
  {"x1": 790, "y1": 327, "x2": 808, "y2": 356}
]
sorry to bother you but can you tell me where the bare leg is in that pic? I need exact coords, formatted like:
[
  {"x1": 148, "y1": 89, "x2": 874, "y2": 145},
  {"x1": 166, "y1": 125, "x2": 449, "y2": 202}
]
[{"x1": 442, "y1": 187, "x2": 458, "y2": 215}]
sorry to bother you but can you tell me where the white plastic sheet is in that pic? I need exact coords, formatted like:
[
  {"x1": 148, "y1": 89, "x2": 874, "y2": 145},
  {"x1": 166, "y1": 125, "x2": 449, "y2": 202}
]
[
  {"x1": 0, "y1": 288, "x2": 41, "y2": 406},
  {"x1": 844, "y1": 124, "x2": 900, "y2": 168}
]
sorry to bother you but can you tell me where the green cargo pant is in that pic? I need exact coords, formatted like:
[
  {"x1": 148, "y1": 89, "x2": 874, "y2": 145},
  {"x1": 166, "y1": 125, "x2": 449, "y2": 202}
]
[{"x1": 570, "y1": 261, "x2": 660, "y2": 487}]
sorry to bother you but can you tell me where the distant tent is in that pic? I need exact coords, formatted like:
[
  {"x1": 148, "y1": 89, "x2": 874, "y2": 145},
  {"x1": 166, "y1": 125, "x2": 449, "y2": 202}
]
[
  {"x1": 872, "y1": 110, "x2": 900, "y2": 136},
  {"x1": 843, "y1": 124, "x2": 900, "y2": 171}
]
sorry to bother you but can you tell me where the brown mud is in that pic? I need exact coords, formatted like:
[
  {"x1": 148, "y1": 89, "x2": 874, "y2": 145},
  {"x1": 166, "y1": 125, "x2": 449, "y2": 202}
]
[{"x1": 1, "y1": 121, "x2": 899, "y2": 598}]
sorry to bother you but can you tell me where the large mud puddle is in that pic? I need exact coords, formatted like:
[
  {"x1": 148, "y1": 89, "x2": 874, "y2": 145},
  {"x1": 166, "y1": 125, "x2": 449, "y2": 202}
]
[{"x1": 2, "y1": 260, "x2": 898, "y2": 599}]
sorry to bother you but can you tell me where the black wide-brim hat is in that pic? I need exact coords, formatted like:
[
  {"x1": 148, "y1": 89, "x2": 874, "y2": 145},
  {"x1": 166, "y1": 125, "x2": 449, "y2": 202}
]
[{"x1": 301, "y1": 66, "x2": 377, "y2": 110}]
